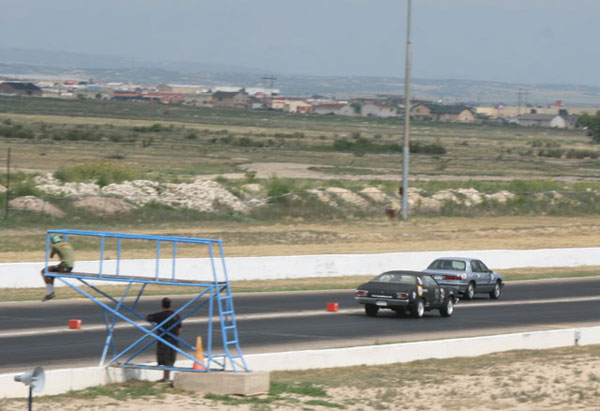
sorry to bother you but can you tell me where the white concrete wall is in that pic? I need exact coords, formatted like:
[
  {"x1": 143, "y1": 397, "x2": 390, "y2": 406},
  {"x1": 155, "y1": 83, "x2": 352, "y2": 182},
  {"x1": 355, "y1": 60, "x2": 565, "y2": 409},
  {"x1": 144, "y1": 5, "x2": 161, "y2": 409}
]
[
  {"x1": 2, "y1": 247, "x2": 600, "y2": 288},
  {"x1": 2, "y1": 326, "x2": 599, "y2": 399}
]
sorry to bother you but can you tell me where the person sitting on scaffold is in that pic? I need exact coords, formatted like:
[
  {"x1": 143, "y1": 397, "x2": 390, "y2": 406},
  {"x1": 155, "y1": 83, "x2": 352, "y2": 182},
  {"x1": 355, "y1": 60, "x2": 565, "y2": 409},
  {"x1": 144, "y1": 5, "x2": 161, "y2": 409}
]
[{"x1": 40, "y1": 234, "x2": 75, "y2": 302}]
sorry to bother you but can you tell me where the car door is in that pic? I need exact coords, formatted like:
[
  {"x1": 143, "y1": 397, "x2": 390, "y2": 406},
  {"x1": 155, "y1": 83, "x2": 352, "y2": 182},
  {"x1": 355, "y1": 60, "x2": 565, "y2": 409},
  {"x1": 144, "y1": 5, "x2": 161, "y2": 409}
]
[
  {"x1": 477, "y1": 260, "x2": 495, "y2": 290},
  {"x1": 472, "y1": 260, "x2": 491, "y2": 291},
  {"x1": 422, "y1": 275, "x2": 441, "y2": 308}
]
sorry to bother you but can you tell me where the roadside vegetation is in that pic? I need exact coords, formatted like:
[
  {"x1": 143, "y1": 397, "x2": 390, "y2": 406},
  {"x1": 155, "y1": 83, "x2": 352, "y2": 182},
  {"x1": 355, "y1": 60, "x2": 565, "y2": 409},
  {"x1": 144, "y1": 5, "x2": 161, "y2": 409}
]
[{"x1": 1, "y1": 97, "x2": 599, "y2": 274}]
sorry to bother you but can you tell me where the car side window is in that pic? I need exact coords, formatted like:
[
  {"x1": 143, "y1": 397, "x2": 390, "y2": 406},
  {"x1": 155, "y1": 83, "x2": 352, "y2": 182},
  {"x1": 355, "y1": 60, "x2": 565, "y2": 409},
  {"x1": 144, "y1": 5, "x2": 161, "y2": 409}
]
[
  {"x1": 470, "y1": 261, "x2": 480, "y2": 272},
  {"x1": 478, "y1": 261, "x2": 490, "y2": 272},
  {"x1": 422, "y1": 275, "x2": 437, "y2": 288}
]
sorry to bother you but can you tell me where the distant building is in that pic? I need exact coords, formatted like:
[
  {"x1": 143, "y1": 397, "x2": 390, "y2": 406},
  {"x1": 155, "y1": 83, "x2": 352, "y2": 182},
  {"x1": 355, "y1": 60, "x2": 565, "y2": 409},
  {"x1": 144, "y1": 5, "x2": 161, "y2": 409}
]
[
  {"x1": 270, "y1": 97, "x2": 312, "y2": 113},
  {"x1": 411, "y1": 104, "x2": 475, "y2": 122},
  {"x1": 338, "y1": 104, "x2": 357, "y2": 116},
  {"x1": 517, "y1": 113, "x2": 555, "y2": 127},
  {"x1": 211, "y1": 91, "x2": 251, "y2": 109},
  {"x1": 0, "y1": 82, "x2": 42, "y2": 97},
  {"x1": 312, "y1": 103, "x2": 347, "y2": 115},
  {"x1": 516, "y1": 112, "x2": 576, "y2": 129},
  {"x1": 156, "y1": 84, "x2": 208, "y2": 94},
  {"x1": 111, "y1": 90, "x2": 141, "y2": 101},
  {"x1": 141, "y1": 92, "x2": 185, "y2": 105},
  {"x1": 361, "y1": 103, "x2": 398, "y2": 118}
]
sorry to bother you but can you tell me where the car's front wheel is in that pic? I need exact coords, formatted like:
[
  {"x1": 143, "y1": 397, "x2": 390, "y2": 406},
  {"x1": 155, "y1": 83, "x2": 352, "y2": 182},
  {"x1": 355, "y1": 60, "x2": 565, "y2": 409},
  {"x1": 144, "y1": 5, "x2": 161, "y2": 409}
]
[
  {"x1": 365, "y1": 304, "x2": 379, "y2": 317},
  {"x1": 464, "y1": 282, "x2": 476, "y2": 300},
  {"x1": 440, "y1": 298, "x2": 454, "y2": 317},
  {"x1": 411, "y1": 299, "x2": 425, "y2": 319},
  {"x1": 489, "y1": 281, "x2": 502, "y2": 299}
]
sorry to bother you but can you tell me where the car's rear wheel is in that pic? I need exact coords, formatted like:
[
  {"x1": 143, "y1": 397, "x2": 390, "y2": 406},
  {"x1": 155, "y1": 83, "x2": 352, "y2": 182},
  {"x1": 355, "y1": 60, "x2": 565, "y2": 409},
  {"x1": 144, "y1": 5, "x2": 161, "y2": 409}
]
[
  {"x1": 365, "y1": 304, "x2": 379, "y2": 317},
  {"x1": 489, "y1": 281, "x2": 502, "y2": 299},
  {"x1": 440, "y1": 298, "x2": 454, "y2": 317},
  {"x1": 464, "y1": 282, "x2": 476, "y2": 300},
  {"x1": 411, "y1": 299, "x2": 425, "y2": 319}
]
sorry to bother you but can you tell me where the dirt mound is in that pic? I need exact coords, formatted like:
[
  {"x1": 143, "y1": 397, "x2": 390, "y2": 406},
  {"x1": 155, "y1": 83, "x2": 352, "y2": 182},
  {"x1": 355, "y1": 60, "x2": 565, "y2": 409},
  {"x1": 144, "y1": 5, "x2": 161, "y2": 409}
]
[
  {"x1": 73, "y1": 196, "x2": 137, "y2": 216},
  {"x1": 9, "y1": 196, "x2": 65, "y2": 217},
  {"x1": 326, "y1": 187, "x2": 370, "y2": 207}
]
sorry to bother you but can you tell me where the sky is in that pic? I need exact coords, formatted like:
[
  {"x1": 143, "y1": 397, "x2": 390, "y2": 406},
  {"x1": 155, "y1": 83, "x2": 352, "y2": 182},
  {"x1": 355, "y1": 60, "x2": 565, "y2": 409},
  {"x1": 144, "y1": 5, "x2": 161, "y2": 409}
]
[{"x1": 1, "y1": 0, "x2": 599, "y2": 86}]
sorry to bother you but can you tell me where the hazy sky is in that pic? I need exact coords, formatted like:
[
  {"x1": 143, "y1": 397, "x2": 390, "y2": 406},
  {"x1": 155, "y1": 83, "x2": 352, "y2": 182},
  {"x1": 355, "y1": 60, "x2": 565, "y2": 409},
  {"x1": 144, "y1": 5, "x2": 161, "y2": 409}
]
[{"x1": 1, "y1": 0, "x2": 599, "y2": 86}]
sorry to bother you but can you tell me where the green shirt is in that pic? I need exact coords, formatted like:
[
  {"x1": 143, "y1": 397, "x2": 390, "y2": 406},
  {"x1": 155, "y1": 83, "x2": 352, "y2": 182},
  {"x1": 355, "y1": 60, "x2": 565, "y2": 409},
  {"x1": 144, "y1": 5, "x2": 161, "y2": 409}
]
[{"x1": 51, "y1": 242, "x2": 75, "y2": 268}]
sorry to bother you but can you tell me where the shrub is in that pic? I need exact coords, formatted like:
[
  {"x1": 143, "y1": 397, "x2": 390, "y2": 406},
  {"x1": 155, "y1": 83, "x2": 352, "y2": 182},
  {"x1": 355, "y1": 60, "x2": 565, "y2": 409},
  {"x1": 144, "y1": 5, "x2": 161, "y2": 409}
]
[
  {"x1": 566, "y1": 149, "x2": 599, "y2": 159},
  {"x1": 538, "y1": 149, "x2": 563, "y2": 158},
  {"x1": 133, "y1": 123, "x2": 163, "y2": 133},
  {"x1": 0, "y1": 124, "x2": 35, "y2": 139},
  {"x1": 265, "y1": 177, "x2": 296, "y2": 206},
  {"x1": 10, "y1": 180, "x2": 42, "y2": 197},
  {"x1": 410, "y1": 141, "x2": 447, "y2": 155},
  {"x1": 332, "y1": 138, "x2": 445, "y2": 155},
  {"x1": 53, "y1": 161, "x2": 138, "y2": 186}
]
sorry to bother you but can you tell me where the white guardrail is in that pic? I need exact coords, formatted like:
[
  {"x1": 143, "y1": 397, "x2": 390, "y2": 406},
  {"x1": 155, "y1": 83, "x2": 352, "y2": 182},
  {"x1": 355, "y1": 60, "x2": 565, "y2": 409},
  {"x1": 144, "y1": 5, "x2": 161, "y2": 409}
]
[
  {"x1": 1, "y1": 326, "x2": 600, "y2": 398},
  {"x1": 2, "y1": 247, "x2": 600, "y2": 288}
]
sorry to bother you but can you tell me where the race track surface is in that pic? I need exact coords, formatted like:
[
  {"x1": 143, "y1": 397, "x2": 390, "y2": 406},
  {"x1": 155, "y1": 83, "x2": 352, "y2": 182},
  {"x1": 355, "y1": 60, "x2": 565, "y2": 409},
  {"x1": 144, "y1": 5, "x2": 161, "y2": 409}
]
[{"x1": 1, "y1": 277, "x2": 599, "y2": 373}]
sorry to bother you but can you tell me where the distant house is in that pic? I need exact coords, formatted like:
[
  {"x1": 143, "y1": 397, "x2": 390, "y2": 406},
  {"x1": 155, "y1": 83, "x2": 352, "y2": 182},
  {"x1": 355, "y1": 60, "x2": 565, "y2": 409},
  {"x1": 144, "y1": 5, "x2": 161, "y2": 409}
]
[
  {"x1": 515, "y1": 112, "x2": 576, "y2": 129},
  {"x1": 211, "y1": 91, "x2": 251, "y2": 109},
  {"x1": 0, "y1": 82, "x2": 42, "y2": 97},
  {"x1": 312, "y1": 103, "x2": 347, "y2": 115},
  {"x1": 411, "y1": 104, "x2": 475, "y2": 122},
  {"x1": 268, "y1": 97, "x2": 312, "y2": 113},
  {"x1": 517, "y1": 113, "x2": 555, "y2": 127},
  {"x1": 112, "y1": 90, "x2": 141, "y2": 101},
  {"x1": 361, "y1": 103, "x2": 398, "y2": 118},
  {"x1": 287, "y1": 100, "x2": 313, "y2": 114},
  {"x1": 156, "y1": 84, "x2": 208, "y2": 94},
  {"x1": 141, "y1": 92, "x2": 185, "y2": 105},
  {"x1": 338, "y1": 104, "x2": 357, "y2": 116}
]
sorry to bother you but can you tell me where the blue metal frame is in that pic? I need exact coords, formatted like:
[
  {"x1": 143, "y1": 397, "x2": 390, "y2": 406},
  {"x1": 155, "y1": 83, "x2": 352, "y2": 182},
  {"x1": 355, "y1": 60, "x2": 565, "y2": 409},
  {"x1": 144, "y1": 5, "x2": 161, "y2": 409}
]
[{"x1": 44, "y1": 230, "x2": 249, "y2": 373}]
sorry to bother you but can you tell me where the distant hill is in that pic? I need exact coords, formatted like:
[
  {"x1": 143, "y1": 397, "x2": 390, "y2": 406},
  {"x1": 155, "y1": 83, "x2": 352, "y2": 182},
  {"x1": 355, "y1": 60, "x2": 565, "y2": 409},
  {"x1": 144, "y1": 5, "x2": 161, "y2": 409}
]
[{"x1": 1, "y1": 47, "x2": 599, "y2": 106}]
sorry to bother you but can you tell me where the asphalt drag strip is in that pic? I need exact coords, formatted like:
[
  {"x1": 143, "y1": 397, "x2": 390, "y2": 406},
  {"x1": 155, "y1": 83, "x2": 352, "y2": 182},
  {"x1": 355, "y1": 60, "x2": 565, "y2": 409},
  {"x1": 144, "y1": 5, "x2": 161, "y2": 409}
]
[{"x1": 1, "y1": 294, "x2": 600, "y2": 339}]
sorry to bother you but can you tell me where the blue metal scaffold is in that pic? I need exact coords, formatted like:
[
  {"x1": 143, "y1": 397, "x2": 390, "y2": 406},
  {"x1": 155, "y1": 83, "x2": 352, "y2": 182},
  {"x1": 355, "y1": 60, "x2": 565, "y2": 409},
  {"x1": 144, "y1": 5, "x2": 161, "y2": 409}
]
[{"x1": 43, "y1": 229, "x2": 249, "y2": 374}]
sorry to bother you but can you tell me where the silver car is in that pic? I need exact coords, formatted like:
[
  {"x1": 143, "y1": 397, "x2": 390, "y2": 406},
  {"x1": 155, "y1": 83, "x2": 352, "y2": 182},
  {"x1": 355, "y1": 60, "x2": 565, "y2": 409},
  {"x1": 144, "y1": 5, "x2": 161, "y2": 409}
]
[{"x1": 424, "y1": 257, "x2": 504, "y2": 300}]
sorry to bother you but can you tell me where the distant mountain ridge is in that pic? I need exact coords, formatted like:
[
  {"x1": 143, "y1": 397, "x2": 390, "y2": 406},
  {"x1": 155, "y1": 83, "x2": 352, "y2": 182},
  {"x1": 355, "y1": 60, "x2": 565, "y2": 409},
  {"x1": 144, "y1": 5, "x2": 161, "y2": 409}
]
[{"x1": 1, "y1": 47, "x2": 599, "y2": 106}]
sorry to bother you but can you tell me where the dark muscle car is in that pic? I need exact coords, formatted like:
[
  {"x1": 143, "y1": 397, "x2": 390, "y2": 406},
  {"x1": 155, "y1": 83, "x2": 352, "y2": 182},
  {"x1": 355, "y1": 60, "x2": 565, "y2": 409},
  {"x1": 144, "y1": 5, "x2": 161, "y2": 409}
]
[{"x1": 355, "y1": 270, "x2": 458, "y2": 319}]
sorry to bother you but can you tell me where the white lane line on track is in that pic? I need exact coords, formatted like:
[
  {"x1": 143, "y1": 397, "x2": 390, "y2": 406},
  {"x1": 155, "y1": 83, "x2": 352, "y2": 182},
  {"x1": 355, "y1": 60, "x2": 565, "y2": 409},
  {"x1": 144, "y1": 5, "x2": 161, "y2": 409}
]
[{"x1": 1, "y1": 295, "x2": 599, "y2": 339}]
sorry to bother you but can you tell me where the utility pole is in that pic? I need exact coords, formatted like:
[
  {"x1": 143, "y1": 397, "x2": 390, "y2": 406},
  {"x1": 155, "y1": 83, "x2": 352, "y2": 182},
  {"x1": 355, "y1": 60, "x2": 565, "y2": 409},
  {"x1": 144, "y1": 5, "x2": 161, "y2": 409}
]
[
  {"x1": 261, "y1": 76, "x2": 276, "y2": 108},
  {"x1": 516, "y1": 89, "x2": 530, "y2": 115},
  {"x1": 401, "y1": 0, "x2": 412, "y2": 220}
]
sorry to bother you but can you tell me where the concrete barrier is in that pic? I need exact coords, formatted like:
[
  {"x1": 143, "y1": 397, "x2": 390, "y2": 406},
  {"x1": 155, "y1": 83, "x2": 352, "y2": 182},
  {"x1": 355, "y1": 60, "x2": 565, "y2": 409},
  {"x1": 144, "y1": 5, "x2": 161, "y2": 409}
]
[
  {"x1": 2, "y1": 247, "x2": 600, "y2": 288},
  {"x1": 2, "y1": 325, "x2": 599, "y2": 399}
]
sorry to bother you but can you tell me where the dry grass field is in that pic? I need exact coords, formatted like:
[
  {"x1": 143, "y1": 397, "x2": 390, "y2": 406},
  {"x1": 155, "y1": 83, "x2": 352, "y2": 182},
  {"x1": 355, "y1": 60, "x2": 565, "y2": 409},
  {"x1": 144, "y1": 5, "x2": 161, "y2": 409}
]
[{"x1": 2, "y1": 97, "x2": 600, "y2": 409}]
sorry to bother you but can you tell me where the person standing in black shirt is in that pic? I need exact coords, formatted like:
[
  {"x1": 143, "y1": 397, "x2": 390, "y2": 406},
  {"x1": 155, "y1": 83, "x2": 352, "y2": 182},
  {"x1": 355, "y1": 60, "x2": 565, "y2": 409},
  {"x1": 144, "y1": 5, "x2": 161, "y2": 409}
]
[{"x1": 146, "y1": 297, "x2": 182, "y2": 382}]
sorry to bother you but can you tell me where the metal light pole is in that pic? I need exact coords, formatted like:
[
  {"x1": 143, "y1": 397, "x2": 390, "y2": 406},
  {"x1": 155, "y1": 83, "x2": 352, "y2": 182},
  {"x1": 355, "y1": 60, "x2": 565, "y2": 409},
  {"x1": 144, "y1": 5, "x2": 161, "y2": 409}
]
[
  {"x1": 401, "y1": 0, "x2": 412, "y2": 220},
  {"x1": 4, "y1": 147, "x2": 10, "y2": 221}
]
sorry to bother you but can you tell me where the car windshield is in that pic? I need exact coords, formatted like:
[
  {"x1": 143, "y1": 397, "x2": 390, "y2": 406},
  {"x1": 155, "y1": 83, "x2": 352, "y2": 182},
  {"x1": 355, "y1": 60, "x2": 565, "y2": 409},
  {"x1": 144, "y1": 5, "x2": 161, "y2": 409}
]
[
  {"x1": 372, "y1": 273, "x2": 417, "y2": 285},
  {"x1": 427, "y1": 259, "x2": 466, "y2": 271}
]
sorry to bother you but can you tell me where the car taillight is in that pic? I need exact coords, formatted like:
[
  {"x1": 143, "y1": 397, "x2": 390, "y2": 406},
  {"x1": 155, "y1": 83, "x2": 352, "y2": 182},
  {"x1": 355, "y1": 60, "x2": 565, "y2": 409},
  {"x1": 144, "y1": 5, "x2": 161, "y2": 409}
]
[
  {"x1": 396, "y1": 292, "x2": 408, "y2": 299},
  {"x1": 444, "y1": 275, "x2": 461, "y2": 280},
  {"x1": 356, "y1": 290, "x2": 368, "y2": 297},
  {"x1": 461, "y1": 273, "x2": 467, "y2": 279}
]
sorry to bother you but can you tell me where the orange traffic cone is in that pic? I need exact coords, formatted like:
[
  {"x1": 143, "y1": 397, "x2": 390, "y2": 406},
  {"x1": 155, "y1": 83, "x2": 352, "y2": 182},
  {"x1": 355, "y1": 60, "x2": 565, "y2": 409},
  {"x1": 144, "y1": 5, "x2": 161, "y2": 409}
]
[{"x1": 192, "y1": 336, "x2": 205, "y2": 370}]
